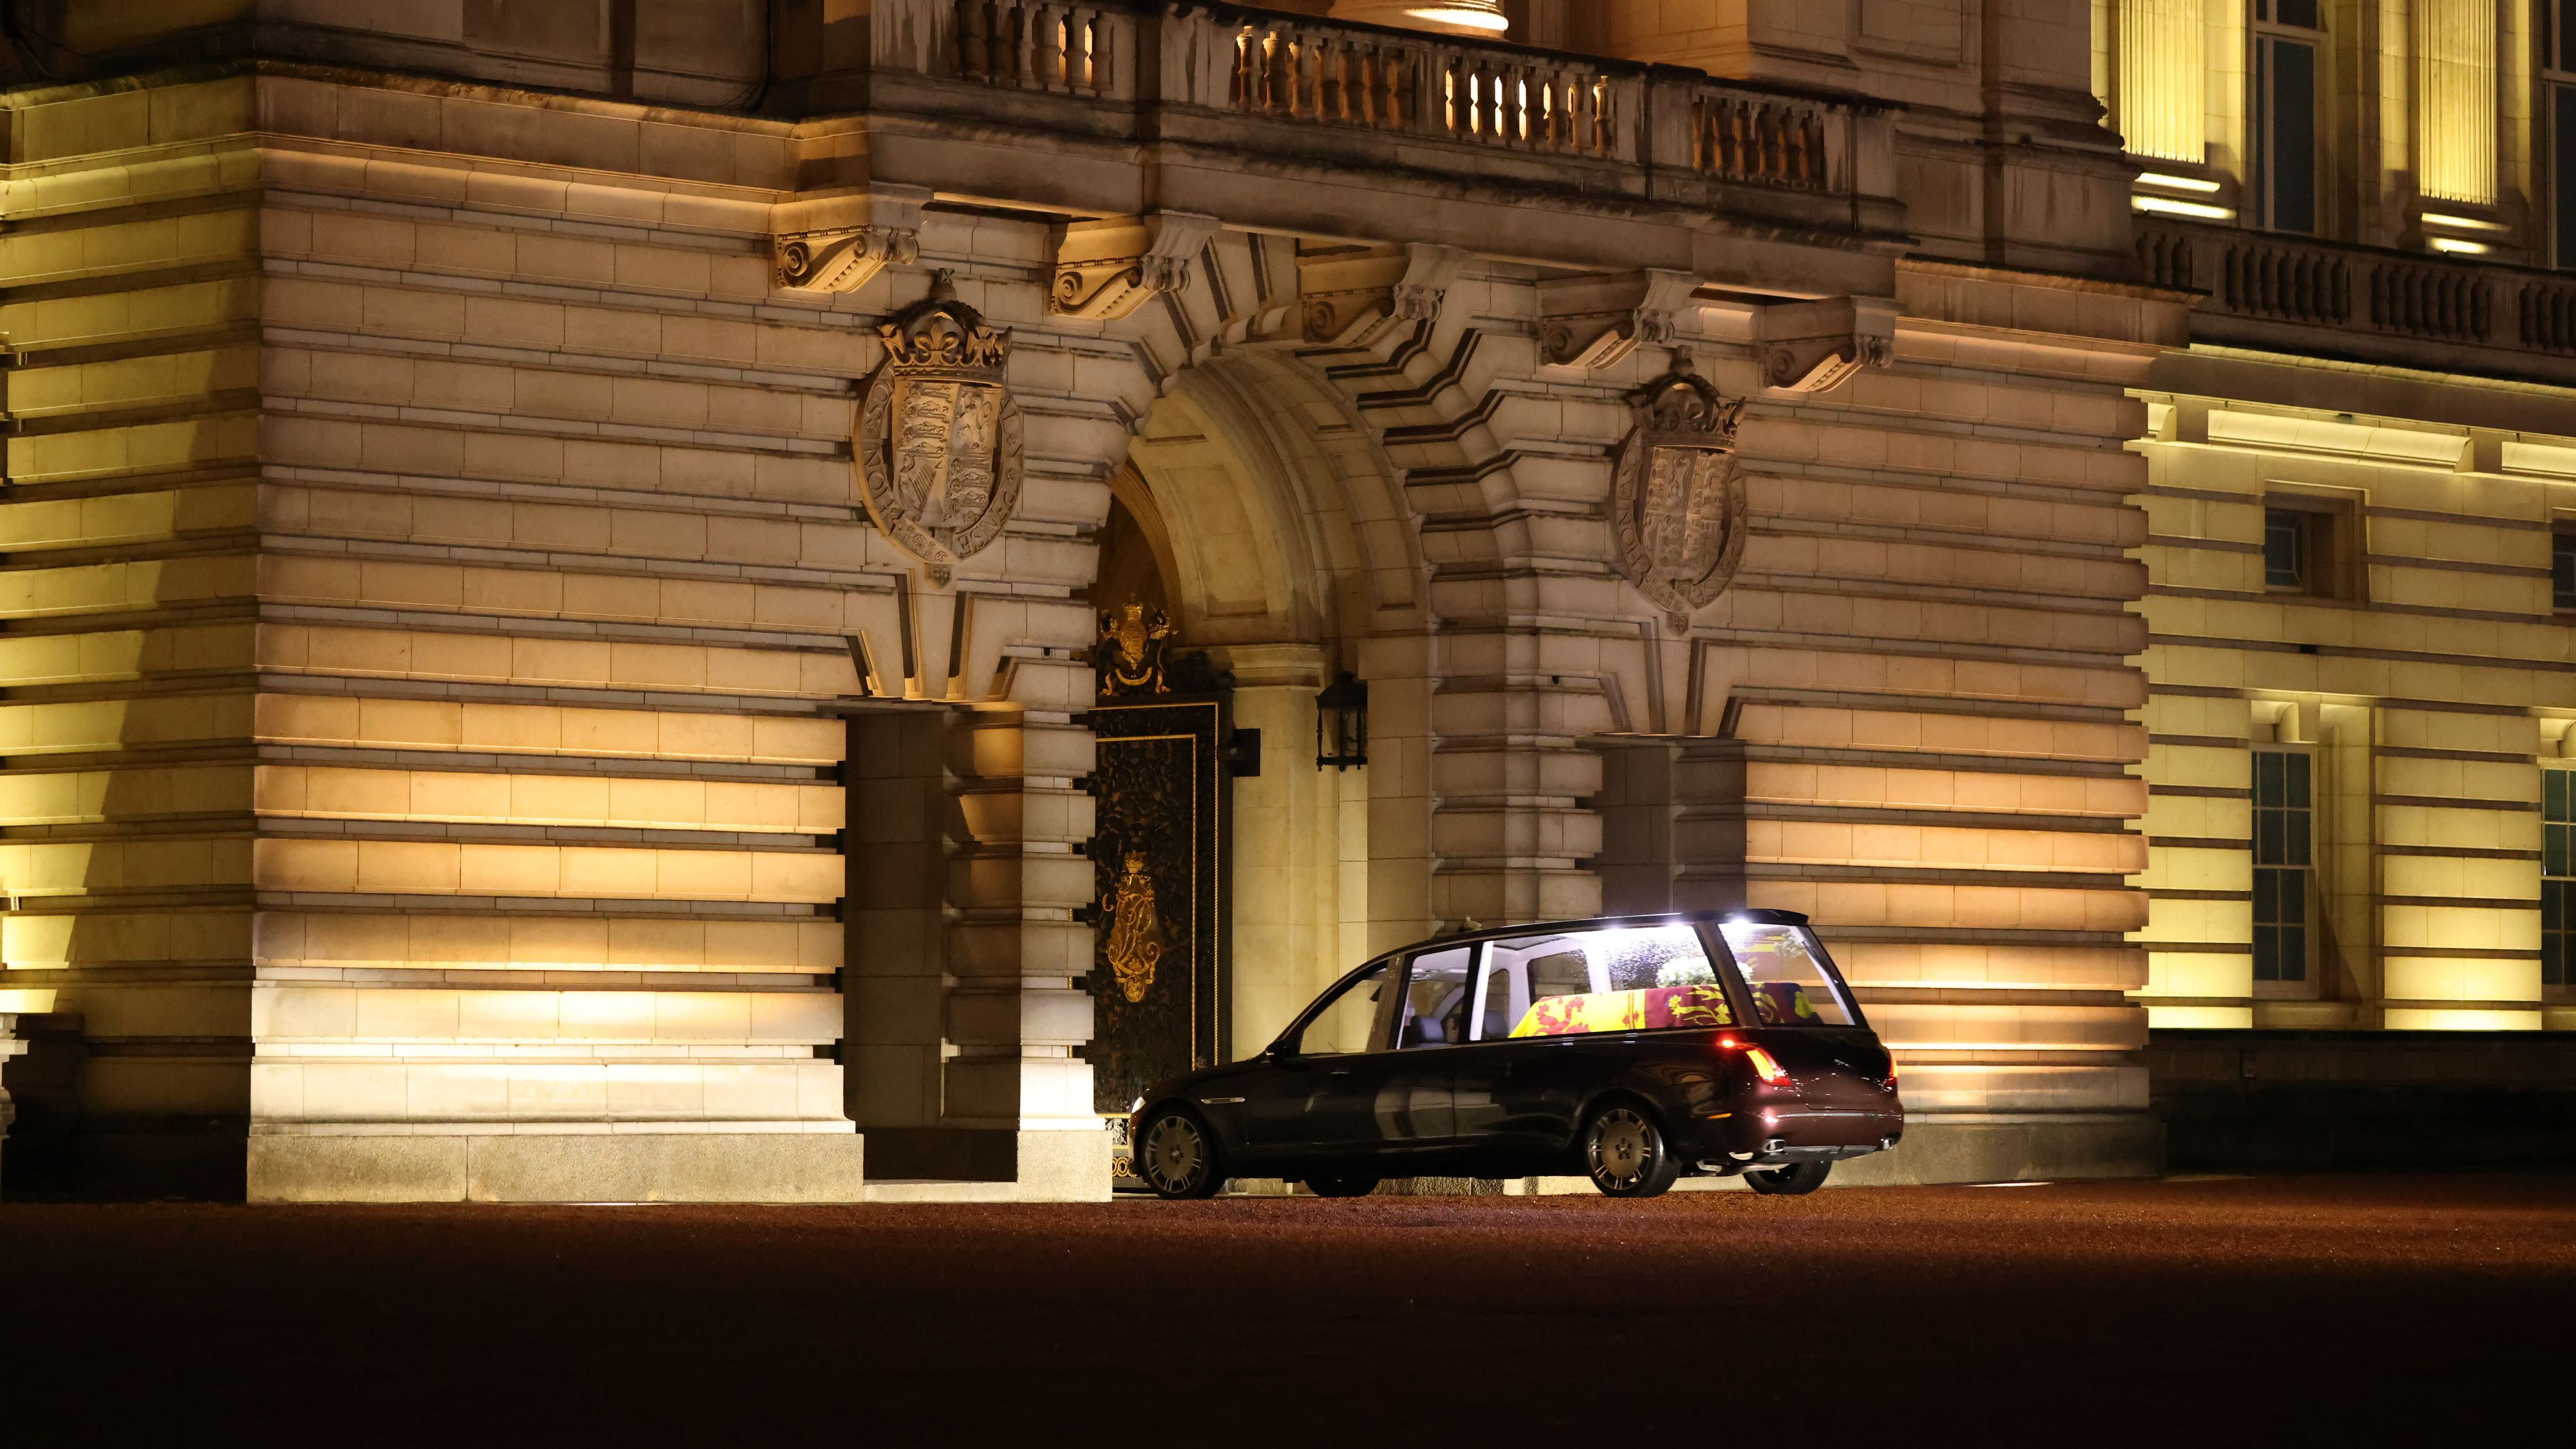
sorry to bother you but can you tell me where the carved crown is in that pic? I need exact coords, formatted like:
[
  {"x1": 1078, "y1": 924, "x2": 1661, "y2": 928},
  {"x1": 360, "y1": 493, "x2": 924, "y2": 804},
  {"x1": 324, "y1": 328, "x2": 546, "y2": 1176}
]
[
  {"x1": 878, "y1": 271, "x2": 1009, "y2": 382},
  {"x1": 1632, "y1": 352, "x2": 1746, "y2": 443}
]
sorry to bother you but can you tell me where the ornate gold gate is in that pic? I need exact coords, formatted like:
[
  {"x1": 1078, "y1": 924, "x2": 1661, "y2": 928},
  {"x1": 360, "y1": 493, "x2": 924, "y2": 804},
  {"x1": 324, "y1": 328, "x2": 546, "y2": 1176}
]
[{"x1": 1087, "y1": 605, "x2": 1233, "y2": 1129}]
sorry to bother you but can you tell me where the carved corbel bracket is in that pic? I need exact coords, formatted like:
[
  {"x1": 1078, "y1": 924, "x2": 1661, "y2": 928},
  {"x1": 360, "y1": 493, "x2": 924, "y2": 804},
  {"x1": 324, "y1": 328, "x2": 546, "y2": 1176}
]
[
  {"x1": 1051, "y1": 212, "x2": 1224, "y2": 321},
  {"x1": 1538, "y1": 268, "x2": 1700, "y2": 370},
  {"x1": 771, "y1": 185, "x2": 931, "y2": 294},
  {"x1": 1299, "y1": 242, "x2": 1472, "y2": 345},
  {"x1": 1755, "y1": 295, "x2": 1899, "y2": 393}
]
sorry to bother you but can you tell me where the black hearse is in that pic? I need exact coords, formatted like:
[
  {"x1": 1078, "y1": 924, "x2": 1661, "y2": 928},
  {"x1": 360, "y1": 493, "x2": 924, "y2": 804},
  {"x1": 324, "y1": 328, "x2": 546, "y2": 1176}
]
[{"x1": 1128, "y1": 910, "x2": 1903, "y2": 1199}]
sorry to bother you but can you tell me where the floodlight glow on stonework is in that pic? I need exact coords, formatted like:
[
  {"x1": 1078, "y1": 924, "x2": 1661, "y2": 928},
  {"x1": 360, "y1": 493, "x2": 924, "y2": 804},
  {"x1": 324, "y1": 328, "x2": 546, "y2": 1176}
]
[
  {"x1": 1406, "y1": 4, "x2": 1509, "y2": 31},
  {"x1": 2137, "y1": 171, "x2": 2221, "y2": 193},
  {"x1": 2422, "y1": 212, "x2": 2506, "y2": 233},
  {"x1": 2429, "y1": 236, "x2": 2491, "y2": 255},
  {"x1": 2133, "y1": 193, "x2": 2232, "y2": 220}
]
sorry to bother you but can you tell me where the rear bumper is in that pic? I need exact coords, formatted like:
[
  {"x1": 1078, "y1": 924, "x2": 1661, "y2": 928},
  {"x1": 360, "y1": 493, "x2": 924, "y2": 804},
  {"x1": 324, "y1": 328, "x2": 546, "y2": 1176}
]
[{"x1": 1674, "y1": 1104, "x2": 1904, "y2": 1169}]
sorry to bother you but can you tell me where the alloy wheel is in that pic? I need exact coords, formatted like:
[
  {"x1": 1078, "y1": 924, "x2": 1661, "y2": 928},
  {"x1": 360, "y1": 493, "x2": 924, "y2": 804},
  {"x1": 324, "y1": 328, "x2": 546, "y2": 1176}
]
[
  {"x1": 1587, "y1": 1108, "x2": 1654, "y2": 1190},
  {"x1": 1141, "y1": 1111, "x2": 1213, "y2": 1198}
]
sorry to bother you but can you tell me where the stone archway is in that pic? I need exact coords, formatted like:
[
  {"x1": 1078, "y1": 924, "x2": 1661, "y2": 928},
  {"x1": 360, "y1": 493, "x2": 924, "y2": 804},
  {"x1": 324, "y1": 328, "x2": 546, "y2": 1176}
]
[{"x1": 1097, "y1": 353, "x2": 1432, "y2": 1080}]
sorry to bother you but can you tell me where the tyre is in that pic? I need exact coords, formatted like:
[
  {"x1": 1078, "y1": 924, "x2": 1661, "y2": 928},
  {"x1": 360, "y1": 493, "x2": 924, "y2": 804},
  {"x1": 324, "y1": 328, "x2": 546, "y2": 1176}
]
[
  {"x1": 1582, "y1": 1102, "x2": 1681, "y2": 1199},
  {"x1": 1136, "y1": 1106, "x2": 1224, "y2": 1200},
  {"x1": 1744, "y1": 1160, "x2": 1832, "y2": 1195},
  {"x1": 1305, "y1": 1175, "x2": 1380, "y2": 1199}
]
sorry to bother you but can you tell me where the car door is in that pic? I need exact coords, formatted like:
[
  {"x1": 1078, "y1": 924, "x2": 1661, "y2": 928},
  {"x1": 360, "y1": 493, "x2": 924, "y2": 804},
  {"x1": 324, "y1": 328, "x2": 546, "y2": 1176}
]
[
  {"x1": 1239, "y1": 960, "x2": 1407, "y2": 1169},
  {"x1": 1381, "y1": 945, "x2": 1476, "y2": 1165}
]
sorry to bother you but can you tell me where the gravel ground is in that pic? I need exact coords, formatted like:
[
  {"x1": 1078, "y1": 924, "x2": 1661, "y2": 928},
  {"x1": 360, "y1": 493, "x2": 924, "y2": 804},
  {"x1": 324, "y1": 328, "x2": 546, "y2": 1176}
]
[{"x1": 5, "y1": 1174, "x2": 2570, "y2": 1443}]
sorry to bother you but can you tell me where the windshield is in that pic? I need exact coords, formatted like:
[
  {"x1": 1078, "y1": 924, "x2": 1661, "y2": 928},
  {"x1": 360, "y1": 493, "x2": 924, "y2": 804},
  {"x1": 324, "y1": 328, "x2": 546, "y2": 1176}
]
[{"x1": 1718, "y1": 921, "x2": 1857, "y2": 1027}]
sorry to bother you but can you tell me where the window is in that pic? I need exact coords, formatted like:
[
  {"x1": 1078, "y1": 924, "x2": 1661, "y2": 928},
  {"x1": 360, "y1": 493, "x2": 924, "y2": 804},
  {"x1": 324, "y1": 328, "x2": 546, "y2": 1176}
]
[
  {"x1": 1395, "y1": 947, "x2": 1475, "y2": 1048},
  {"x1": 1719, "y1": 921, "x2": 1860, "y2": 1026},
  {"x1": 2547, "y1": 769, "x2": 2576, "y2": 988},
  {"x1": 2252, "y1": 0, "x2": 2322, "y2": 234},
  {"x1": 2263, "y1": 507, "x2": 2310, "y2": 589},
  {"x1": 1286, "y1": 961, "x2": 1390, "y2": 1056},
  {"x1": 2555, "y1": 528, "x2": 2576, "y2": 611},
  {"x1": 1482, "y1": 924, "x2": 1732, "y2": 1039},
  {"x1": 2553, "y1": 3, "x2": 2576, "y2": 267},
  {"x1": 2263, "y1": 498, "x2": 2356, "y2": 599},
  {"x1": 2252, "y1": 748, "x2": 2313, "y2": 983}
]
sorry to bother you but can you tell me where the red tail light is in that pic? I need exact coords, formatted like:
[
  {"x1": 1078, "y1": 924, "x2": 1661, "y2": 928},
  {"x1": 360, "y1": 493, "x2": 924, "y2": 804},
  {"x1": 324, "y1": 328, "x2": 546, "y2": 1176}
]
[{"x1": 1716, "y1": 1034, "x2": 1788, "y2": 1083}]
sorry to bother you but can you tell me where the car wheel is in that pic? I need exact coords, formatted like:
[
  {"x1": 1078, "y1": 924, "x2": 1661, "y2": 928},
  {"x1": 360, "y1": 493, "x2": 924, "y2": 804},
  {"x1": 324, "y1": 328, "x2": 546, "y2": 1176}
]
[
  {"x1": 1583, "y1": 1103, "x2": 1680, "y2": 1199},
  {"x1": 1305, "y1": 1175, "x2": 1380, "y2": 1199},
  {"x1": 1744, "y1": 1161, "x2": 1832, "y2": 1195},
  {"x1": 1136, "y1": 1106, "x2": 1223, "y2": 1200}
]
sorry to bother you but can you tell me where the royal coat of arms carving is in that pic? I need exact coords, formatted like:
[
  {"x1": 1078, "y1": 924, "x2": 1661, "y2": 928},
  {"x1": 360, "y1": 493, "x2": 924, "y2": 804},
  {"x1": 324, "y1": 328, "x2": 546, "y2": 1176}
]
[
  {"x1": 1610, "y1": 354, "x2": 1751, "y2": 627},
  {"x1": 856, "y1": 273, "x2": 1024, "y2": 585}
]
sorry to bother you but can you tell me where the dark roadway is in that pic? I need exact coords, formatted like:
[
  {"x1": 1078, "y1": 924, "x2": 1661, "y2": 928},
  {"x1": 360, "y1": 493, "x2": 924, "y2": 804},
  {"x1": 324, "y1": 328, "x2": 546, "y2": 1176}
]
[{"x1": 5, "y1": 1175, "x2": 2570, "y2": 1444}]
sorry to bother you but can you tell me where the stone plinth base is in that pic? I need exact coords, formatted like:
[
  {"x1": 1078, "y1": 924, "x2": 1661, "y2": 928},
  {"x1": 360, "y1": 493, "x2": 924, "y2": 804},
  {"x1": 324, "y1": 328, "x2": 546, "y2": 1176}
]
[
  {"x1": 248, "y1": 1131, "x2": 869, "y2": 1204},
  {"x1": 860, "y1": 1127, "x2": 1112, "y2": 1202}
]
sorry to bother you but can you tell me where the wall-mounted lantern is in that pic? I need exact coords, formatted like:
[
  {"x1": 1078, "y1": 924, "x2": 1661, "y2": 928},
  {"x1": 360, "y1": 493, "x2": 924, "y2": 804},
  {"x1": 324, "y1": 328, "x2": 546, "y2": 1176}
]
[{"x1": 1315, "y1": 671, "x2": 1369, "y2": 770}]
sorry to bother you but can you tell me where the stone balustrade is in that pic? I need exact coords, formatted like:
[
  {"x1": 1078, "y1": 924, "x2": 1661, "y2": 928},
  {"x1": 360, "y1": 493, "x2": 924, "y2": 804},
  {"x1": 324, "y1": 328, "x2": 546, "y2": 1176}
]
[
  {"x1": 2139, "y1": 218, "x2": 2576, "y2": 382},
  {"x1": 915, "y1": 2, "x2": 1878, "y2": 206}
]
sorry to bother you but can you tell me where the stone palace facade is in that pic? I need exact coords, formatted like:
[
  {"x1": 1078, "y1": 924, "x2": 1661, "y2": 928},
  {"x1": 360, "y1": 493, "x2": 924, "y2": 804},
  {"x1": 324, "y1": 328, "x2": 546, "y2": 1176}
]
[{"x1": 0, "y1": 0, "x2": 2561, "y2": 1200}]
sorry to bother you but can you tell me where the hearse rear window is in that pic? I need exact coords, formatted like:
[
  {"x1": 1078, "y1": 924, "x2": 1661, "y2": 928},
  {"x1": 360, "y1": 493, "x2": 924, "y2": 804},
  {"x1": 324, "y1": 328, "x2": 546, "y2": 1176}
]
[
  {"x1": 1718, "y1": 921, "x2": 1856, "y2": 1027},
  {"x1": 1478, "y1": 924, "x2": 1734, "y2": 1040}
]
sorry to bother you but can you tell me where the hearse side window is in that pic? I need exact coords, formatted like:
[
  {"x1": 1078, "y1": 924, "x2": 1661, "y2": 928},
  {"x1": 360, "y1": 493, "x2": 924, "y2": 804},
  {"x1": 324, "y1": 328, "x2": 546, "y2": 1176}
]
[
  {"x1": 1479, "y1": 924, "x2": 1733, "y2": 1038},
  {"x1": 1395, "y1": 946, "x2": 1476, "y2": 1048},
  {"x1": 1718, "y1": 921, "x2": 1857, "y2": 1027},
  {"x1": 1287, "y1": 960, "x2": 1391, "y2": 1056}
]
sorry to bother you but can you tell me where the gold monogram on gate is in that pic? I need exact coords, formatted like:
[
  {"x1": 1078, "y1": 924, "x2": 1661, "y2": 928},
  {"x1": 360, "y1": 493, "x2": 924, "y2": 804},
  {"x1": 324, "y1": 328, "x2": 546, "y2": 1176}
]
[
  {"x1": 1103, "y1": 850, "x2": 1166, "y2": 1004},
  {"x1": 856, "y1": 272, "x2": 1024, "y2": 585},
  {"x1": 1611, "y1": 354, "x2": 1750, "y2": 627}
]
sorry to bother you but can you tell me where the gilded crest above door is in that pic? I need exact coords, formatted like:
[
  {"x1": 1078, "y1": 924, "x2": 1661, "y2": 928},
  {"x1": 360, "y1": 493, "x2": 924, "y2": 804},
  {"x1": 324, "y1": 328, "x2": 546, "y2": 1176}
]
[
  {"x1": 1611, "y1": 355, "x2": 1750, "y2": 627},
  {"x1": 856, "y1": 273, "x2": 1024, "y2": 585}
]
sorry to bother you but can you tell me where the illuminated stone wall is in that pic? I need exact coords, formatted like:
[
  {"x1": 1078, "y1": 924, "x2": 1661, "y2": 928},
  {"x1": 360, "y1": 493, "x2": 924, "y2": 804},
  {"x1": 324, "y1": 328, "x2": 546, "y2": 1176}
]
[
  {"x1": 2133, "y1": 378, "x2": 2576, "y2": 1034},
  {"x1": 0, "y1": 0, "x2": 2177, "y2": 1196}
]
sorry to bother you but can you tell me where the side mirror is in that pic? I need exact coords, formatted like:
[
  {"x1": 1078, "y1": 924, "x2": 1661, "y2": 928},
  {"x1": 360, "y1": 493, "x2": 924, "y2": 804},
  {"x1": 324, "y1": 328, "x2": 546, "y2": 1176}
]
[{"x1": 1268, "y1": 1042, "x2": 1306, "y2": 1067}]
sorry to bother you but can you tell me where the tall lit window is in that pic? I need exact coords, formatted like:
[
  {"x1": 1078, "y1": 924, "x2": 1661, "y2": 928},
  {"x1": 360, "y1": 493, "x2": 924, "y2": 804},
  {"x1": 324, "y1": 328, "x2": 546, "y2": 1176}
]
[
  {"x1": 2119, "y1": 0, "x2": 2208, "y2": 163},
  {"x1": 2548, "y1": 2, "x2": 2576, "y2": 267},
  {"x1": 2547, "y1": 768, "x2": 2576, "y2": 987},
  {"x1": 2416, "y1": 0, "x2": 2497, "y2": 206},
  {"x1": 2252, "y1": 747, "x2": 2312, "y2": 983},
  {"x1": 2251, "y1": 0, "x2": 2322, "y2": 234}
]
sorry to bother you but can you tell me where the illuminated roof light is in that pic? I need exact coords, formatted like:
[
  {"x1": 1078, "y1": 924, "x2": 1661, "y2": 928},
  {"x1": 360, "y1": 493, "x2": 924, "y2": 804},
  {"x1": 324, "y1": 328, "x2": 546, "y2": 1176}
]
[
  {"x1": 2136, "y1": 171, "x2": 2222, "y2": 193},
  {"x1": 2133, "y1": 195, "x2": 2235, "y2": 221}
]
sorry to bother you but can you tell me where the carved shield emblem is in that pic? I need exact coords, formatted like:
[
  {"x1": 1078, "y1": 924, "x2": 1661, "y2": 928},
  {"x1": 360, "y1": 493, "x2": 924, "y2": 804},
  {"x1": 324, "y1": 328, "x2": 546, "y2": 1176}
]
[
  {"x1": 1611, "y1": 357, "x2": 1749, "y2": 626},
  {"x1": 857, "y1": 274, "x2": 1023, "y2": 584}
]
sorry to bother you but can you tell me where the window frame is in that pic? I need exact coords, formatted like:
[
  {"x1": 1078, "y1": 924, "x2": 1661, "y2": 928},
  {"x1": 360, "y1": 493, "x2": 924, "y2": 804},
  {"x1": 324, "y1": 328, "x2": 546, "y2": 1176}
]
[
  {"x1": 2552, "y1": 524, "x2": 2576, "y2": 612},
  {"x1": 1276, "y1": 958, "x2": 1397, "y2": 1057},
  {"x1": 2261, "y1": 488, "x2": 2365, "y2": 603},
  {"x1": 2545, "y1": 765, "x2": 2576, "y2": 994},
  {"x1": 1706, "y1": 919, "x2": 1867, "y2": 1029},
  {"x1": 2249, "y1": 0, "x2": 2326, "y2": 236},
  {"x1": 1393, "y1": 943, "x2": 1481, "y2": 1050},
  {"x1": 2545, "y1": 2, "x2": 2576, "y2": 269},
  {"x1": 2251, "y1": 742, "x2": 2319, "y2": 995},
  {"x1": 1471, "y1": 921, "x2": 1751, "y2": 1042}
]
